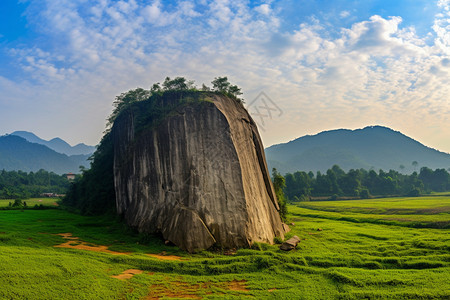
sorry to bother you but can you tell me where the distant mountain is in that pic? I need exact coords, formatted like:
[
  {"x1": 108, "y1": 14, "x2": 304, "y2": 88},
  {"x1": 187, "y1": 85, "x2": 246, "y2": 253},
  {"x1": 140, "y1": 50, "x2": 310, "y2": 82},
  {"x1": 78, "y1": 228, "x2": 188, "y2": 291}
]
[
  {"x1": 0, "y1": 135, "x2": 90, "y2": 174},
  {"x1": 11, "y1": 131, "x2": 95, "y2": 156},
  {"x1": 265, "y1": 126, "x2": 450, "y2": 174}
]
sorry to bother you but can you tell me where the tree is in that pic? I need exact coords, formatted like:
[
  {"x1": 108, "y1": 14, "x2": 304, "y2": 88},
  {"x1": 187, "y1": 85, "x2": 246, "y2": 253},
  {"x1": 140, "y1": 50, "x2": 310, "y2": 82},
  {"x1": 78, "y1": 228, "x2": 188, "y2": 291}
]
[
  {"x1": 12, "y1": 199, "x2": 23, "y2": 207},
  {"x1": 162, "y1": 77, "x2": 195, "y2": 91},
  {"x1": 284, "y1": 171, "x2": 311, "y2": 201},
  {"x1": 108, "y1": 88, "x2": 151, "y2": 126},
  {"x1": 314, "y1": 171, "x2": 331, "y2": 196},
  {"x1": 228, "y1": 84, "x2": 242, "y2": 97},
  {"x1": 150, "y1": 83, "x2": 162, "y2": 94},
  {"x1": 294, "y1": 171, "x2": 312, "y2": 197},
  {"x1": 381, "y1": 176, "x2": 397, "y2": 195},
  {"x1": 63, "y1": 132, "x2": 116, "y2": 215},
  {"x1": 326, "y1": 168, "x2": 342, "y2": 195},
  {"x1": 272, "y1": 168, "x2": 287, "y2": 222},
  {"x1": 284, "y1": 173, "x2": 297, "y2": 200},
  {"x1": 360, "y1": 189, "x2": 370, "y2": 199},
  {"x1": 211, "y1": 76, "x2": 242, "y2": 101},
  {"x1": 412, "y1": 161, "x2": 419, "y2": 172},
  {"x1": 211, "y1": 76, "x2": 230, "y2": 92},
  {"x1": 0, "y1": 170, "x2": 70, "y2": 200},
  {"x1": 340, "y1": 169, "x2": 362, "y2": 196},
  {"x1": 211, "y1": 76, "x2": 244, "y2": 100},
  {"x1": 419, "y1": 167, "x2": 450, "y2": 192}
]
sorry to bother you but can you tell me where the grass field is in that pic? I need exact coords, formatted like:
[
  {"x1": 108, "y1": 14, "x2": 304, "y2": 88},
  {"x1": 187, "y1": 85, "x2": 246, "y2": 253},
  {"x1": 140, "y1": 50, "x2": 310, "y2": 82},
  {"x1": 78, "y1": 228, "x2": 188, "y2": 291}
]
[
  {"x1": 292, "y1": 196, "x2": 450, "y2": 229},
  {"x1": 0, "y1": 196, "x2": 449, "y2": 299},
  {"x1": 0, "y1": 197, "x2": 59, "y2": 208}
]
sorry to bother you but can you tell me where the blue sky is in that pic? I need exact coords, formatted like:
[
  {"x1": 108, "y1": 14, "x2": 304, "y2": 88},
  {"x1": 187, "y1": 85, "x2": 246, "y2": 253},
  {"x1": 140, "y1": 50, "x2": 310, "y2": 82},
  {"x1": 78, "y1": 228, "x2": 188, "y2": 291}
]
[{"x1": 0, "y1": 0, "x2": 449, "y2": 153}]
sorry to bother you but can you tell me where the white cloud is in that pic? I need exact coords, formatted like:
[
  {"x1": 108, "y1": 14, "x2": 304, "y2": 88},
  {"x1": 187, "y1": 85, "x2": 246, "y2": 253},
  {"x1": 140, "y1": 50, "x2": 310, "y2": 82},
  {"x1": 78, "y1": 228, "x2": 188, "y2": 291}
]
[
  {"x1": 1, "y1": 0, "x2": 450, "y2": 153},
  {"x1": 179, "y1": 1, "x2": 201, "y2": 17},
  {"x1": 256, "y1": 4, "x2": 271, "y2": 16},
  {"x1": 340, "y1": 10, "x2": 350, "y2": 18},
  {"x1": 434, "y1": 0, "x2": 450, "y2": 54}
]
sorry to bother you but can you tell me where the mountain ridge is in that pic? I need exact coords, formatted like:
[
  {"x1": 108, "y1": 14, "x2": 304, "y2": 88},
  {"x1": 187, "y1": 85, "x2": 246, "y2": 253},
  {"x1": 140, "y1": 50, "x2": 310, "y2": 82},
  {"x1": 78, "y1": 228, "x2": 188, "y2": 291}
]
[
  {"x1": 11, "y1": 131, "x2": 95, "y2": 156},
  {"x1": 265, "y1": 126, "x2": 450, "y2": 174},
  {"x1": 0, "y1": 135, "x2": 90, "y2": 174}
]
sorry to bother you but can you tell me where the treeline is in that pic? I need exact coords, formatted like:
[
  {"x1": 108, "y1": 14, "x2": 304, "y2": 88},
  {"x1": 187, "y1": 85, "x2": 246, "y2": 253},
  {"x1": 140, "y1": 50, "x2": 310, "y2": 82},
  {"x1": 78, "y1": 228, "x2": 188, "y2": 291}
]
[
  {"x1": 0, "y1": 169, "x2": 71, "y2": 199},
  {"x1": 281, "y1": 165, "x2": 450, "y2": 201},
  {"x1": 63, "y1": 132, "x2": 115, "y2": 215}
]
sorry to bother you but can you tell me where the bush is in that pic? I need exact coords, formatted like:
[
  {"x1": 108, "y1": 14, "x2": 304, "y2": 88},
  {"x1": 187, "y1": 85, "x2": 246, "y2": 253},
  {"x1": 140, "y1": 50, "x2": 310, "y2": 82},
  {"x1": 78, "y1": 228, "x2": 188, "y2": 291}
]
[
  {"x1": 407, "y1": 188, "x2": 421, "y2": 197},
  {"x1": 33, "y1": 204, "x2": 45, "y2": 210},
  {"x1": 12, "y1": 199, "x2": 23, "y2": 207},
  {"x1": 360, "y1": 189, "x2": 371, "y2": 199}
]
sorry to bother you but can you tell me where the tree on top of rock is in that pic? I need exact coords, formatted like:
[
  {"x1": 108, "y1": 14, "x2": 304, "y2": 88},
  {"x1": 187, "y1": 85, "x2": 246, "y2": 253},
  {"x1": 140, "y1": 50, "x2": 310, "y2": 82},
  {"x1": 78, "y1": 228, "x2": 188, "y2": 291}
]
[
  {"x1": 108, "y1": 88, "x2": 151, "y2": 126},
  {"x1": 211, "y1": 76, "x2": 230, "y2": 92},
  {"x1": 162, "y1": 77, "x2": 195, "y2": 91},
  {"x1": 211, "y1": 76, "x2": 243, "y2": 102}
]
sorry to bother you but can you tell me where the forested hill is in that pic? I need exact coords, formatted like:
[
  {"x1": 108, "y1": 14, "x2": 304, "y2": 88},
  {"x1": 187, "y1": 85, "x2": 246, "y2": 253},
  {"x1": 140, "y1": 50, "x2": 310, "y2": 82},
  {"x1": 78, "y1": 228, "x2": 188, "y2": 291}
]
[
  {"x1": 265, "y1": 126, "x2": 450, "y2": 174},
  {"x1": 0, "y1": 135, "x2": 90, "y2": 174},
  {"x1": 11, "y1": 131, "x2": 95, "y2": 156}
]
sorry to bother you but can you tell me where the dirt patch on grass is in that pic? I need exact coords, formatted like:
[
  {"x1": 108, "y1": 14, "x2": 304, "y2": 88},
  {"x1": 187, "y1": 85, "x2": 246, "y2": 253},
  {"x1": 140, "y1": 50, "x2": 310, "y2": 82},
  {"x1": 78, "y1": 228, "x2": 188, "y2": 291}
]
[
  {"x1": 146, "y1": 281, "x2": 204, "y2": 299},
  {"x1": 111, "y1": 269, "x2": 145, "y2": 280},
  {"x1": 54, "y1": 233, "x2": 191, "y2": 259},
  {"x1": 53, "y1": 233, "x2": 130, "y2": 255},
  {"x1": 147, "y1": 252, "x2": 184, "y2": 261},
  {"x1": 56, "y1": 233, "x2": 78, "y2": 240},
  {"x1": 226, "y1": 280, "x2": 249, "y2": 291},
  {"x1": 145, "y1": 278, "x2": 249, "y2": 299}
]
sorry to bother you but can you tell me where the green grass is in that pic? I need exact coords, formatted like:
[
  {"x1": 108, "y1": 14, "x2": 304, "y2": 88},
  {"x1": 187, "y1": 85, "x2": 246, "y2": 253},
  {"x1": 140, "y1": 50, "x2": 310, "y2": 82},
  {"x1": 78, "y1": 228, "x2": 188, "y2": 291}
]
[
  {"x1": 0, "y1": 196, "x2": 449, "y2": 299},
  {"x1": 0, "y1": 198, "x2": 59, "y2": 208},
  {"x1": 292, "y1": 196, "x2": 450, "y2": 229}
]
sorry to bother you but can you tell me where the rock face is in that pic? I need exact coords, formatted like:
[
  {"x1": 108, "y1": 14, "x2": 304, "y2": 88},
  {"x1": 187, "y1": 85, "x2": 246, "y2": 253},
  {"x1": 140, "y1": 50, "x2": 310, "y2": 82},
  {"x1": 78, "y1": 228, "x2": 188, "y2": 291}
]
[{"x1": 112, "y1": 92, "x2": 285, "y2": 252}]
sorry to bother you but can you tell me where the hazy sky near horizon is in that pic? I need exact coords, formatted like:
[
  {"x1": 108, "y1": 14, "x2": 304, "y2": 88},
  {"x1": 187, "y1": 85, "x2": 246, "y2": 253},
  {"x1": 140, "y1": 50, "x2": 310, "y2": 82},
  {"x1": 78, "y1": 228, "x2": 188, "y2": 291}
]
[{"x1": 0, "y1": 0, "x2": 449, "y2": 152}]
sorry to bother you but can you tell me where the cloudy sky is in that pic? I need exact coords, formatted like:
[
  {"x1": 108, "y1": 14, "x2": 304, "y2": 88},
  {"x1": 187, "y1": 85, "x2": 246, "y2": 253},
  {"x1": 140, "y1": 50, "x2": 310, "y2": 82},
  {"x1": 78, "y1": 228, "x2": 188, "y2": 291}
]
[{"x1": 1, "y1": 0, "x2": 449, "y2": 153}]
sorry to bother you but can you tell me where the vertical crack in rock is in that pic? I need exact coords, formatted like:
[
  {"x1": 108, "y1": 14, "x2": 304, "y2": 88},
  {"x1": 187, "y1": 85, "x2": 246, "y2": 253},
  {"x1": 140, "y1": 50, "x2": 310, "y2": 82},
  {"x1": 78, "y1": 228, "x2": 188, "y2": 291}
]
[
  {"x1": 251, "y1": 129, "x2": 279, "y2": 210},
  {"x1": 112, "y1": 92, "x2": 286, "y2": 252}
]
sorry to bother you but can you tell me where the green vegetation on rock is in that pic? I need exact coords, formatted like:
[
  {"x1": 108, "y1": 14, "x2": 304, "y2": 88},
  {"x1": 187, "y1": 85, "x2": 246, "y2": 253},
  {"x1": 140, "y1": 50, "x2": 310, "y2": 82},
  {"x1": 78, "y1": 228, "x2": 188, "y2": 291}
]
[{"x1": 107, "y1": 76, "x2": 243, "y2": 128}]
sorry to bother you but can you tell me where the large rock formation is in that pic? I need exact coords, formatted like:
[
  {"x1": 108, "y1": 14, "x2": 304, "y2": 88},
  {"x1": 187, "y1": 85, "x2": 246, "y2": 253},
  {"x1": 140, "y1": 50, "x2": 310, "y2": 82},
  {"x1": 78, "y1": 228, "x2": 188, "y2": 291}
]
[{"x1": 112, "y1": 92, "x2": 285, "y2": 252}]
